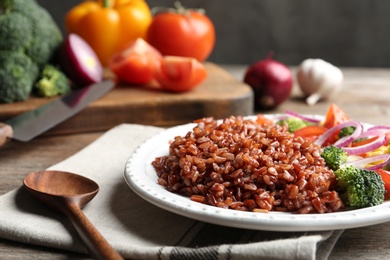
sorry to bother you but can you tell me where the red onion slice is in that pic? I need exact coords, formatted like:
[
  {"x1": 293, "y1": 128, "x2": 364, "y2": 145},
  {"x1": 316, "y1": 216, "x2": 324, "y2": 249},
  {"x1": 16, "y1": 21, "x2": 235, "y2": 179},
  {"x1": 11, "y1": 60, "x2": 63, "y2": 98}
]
[
  {"x1": 314, "y1": 121, "x2": 363, "y2": 147},
  {"x1": 359, "y1": 130, "x2": 385, "y2": 139},
  {"x1": 342, "y1": 153, "x2": 390, "y2": 170},
  {"x1": 285, "y1": 110, "x2": 322, "y2": 124},
  {"x1": 342, "y1": 134, "x2": 387, "y2": 155},
  {"x1": 367, "y1": 125, "x2": 390, "y2": 132}
]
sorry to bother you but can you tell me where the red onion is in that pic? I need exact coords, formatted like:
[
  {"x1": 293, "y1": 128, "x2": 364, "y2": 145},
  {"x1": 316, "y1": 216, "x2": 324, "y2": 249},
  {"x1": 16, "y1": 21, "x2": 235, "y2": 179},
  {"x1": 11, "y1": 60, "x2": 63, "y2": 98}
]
[
  {"x1": 243, "y1": 54, "x2": 293, "y2": 110},
  {"x1": 285, "y1": 110, "x2": 322, "y2": 124},
  {"x1": 59, "y1": 34, "x2": 103, "y2": 87},
  {"x1": 359, "y1": 130, "x2": 386, "y2": 139},
  {"x1": 343, "y1": 154, "x2": 390, "y2": 170},
  {"x1": 314, "y1": 120, "x2": 363, "y2": 147},
  {"x1": 367, "y1": 125, "x2": 390, "y2": 132},
  {"x1": 343, "y1": 134, "x2": 387, "y2": 155}
]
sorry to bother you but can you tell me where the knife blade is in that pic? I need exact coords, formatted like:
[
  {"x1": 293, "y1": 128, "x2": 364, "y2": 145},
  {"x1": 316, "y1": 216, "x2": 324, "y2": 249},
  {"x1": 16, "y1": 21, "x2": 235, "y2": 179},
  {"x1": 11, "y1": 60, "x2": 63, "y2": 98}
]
[{"x1": 0, "y1": 80, "x2": 114, "y2": 146}]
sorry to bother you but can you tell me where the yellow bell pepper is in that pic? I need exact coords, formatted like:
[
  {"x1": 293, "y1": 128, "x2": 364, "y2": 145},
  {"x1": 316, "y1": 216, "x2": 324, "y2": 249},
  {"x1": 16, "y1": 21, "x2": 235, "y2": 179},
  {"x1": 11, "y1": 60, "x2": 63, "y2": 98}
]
[{"x1": 65, "y1": 0, "x2": 152, "y2": 66}]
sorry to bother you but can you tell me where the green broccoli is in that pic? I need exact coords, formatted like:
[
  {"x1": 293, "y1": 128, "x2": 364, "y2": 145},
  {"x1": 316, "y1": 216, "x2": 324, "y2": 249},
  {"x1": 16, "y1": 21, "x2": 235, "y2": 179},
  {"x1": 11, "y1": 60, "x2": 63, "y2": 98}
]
[
  {"x1": 321, "y1": 146, "x2": 348, "y2": 171},
  {"x1": 335, "y1": 166, "x2": 385, "y2": 208},
  {"x1": 0, "y1": 12, "x2": 32, "y2": 51},
  {"x1": 0, "y1": 0, "x2": 63, "y2": 103},
  {"x1": 339, "y1": 126, "x2": 356, "y2": 138},
  {"x1": 34, "y1": 65, "x2": 71, "y2": 97},
  {"x1": 0, "y1": 51, "x2": 39, "y2": 103},
  {"x1": 277, "y1": 117, "x2": 310, "y2": 133}
]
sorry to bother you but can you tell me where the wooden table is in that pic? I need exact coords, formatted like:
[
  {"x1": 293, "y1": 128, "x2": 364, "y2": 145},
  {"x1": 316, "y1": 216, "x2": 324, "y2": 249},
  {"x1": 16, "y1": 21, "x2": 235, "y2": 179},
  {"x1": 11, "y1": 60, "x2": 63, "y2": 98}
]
[{"x1": 1, "y1": 65, "x2": 390, "y2": 259}]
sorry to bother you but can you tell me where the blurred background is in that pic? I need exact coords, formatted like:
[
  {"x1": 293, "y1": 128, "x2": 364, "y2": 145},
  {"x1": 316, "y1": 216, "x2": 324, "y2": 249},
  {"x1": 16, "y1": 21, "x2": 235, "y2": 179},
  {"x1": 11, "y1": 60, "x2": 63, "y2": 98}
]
[{"x1": 37, "y1": 0, "x2": 390, "y2": 67}]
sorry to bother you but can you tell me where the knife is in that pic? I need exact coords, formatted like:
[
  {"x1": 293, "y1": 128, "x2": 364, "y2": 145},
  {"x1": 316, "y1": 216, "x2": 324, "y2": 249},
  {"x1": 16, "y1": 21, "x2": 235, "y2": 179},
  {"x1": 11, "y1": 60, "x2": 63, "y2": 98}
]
[{"x1": 0, "y1": 80, "x2": 114, "y2": 146}]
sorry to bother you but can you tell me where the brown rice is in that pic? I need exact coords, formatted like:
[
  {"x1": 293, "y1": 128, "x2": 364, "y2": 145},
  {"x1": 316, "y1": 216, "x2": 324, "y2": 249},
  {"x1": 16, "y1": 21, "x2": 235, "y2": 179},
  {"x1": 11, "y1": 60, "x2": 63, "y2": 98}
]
[{"x1": 152, "y1": 116, "x2": 344, "y2": 214}]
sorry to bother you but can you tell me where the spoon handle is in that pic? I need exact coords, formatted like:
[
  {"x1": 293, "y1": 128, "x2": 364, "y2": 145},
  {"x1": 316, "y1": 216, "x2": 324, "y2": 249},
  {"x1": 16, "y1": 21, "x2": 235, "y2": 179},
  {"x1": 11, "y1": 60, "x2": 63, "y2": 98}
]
[{"x1": 66, "y1": 204, "x2": 124, "y2": 260}]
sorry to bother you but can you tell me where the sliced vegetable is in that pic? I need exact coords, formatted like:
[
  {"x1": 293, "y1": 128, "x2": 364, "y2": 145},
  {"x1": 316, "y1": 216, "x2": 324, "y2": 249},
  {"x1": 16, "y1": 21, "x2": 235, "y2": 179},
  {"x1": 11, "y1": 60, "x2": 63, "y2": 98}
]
[
  {"x1": 343, "y1": 154, "x2": 390, "y2": 170},
  {"x1": 147, "y1": 2, "x2": 215, "y2": 62},
  {"x1": 109, "y1": 38, "x2": 162, "y2": 85},
  {"x1": 285, "y1": 110, "x2": 322, "y2": 124},
  {"x1": 315, "y1": 120, "x2": 363, "y2": 148},
  {"x1": 343, "y1": 134, "x2": 387, "y2": 155},
  {"x1": 293, "y1": 125, "x2": 328, "y2": 141},
  {"x1": 351, "y1": 136, "x2": 378, "y2": 147},
  {"x1": 243, "y1": 54, "x2": 293, "y2": 110},
  {"x1": 154, "y1": 56, "x2": 207, "y2": 92},
  {"x1": 323, "y1": 103, "x2": 350, "y2": 129},
  {"x1": 59, "y1": 33, "x2": 103, "y2": 87}
]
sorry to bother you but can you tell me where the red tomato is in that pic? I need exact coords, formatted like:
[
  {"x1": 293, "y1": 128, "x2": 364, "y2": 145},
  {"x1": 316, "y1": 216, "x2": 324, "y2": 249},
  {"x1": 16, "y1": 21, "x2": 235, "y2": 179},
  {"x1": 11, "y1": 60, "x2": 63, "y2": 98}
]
[
  {"x1": 293, "y1": 125, "x2": 328, "y2": 141},
  {"x1": 323, "y1": 103, "x2": 350, "y2": 129},
  {"x1": 109, "y1": 38, "x2": 162, "y2": 85},
  {"x1": 375, "y1": 169, "x2": 390, "y2": 198},
  {"x1": 146, "y1": 4, "x2": 215, "y2": 62},
  {"x1": 154, "y1": 56, "x2": 207, "y2": 92}
]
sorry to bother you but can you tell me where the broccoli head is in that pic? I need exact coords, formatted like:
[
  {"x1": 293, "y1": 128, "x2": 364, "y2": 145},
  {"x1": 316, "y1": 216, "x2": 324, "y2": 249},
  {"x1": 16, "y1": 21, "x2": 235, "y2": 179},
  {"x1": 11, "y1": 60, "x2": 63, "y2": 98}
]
[
  {"x1": 34, "y1": 65, "x2": 71, "y2": 97},
  {"x1": 0, "y1": 51, "x2": 39, "y2": 103},
  {"x1": 321, "y1": 146, "x2": 348, "y2": 171},
  {"x1": 0, "y1": 12, "x2": 32, "y2": 51},
  {"x1": 0, "y1": 0, "x2": 63, "y2": 103},
  {"x1": 335, "y1": 166, "x2": 385, "y2": 208},
  {"x1": 276, "y1": 117, "x2": 310, "y2": 133}
]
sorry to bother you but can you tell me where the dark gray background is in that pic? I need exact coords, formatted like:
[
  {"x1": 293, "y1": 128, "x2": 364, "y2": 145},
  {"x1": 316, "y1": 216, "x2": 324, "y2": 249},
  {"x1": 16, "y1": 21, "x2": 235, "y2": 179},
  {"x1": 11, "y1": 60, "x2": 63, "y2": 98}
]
[{"x1": 37, "y1": 0, "x2": 390, "y2": 67}]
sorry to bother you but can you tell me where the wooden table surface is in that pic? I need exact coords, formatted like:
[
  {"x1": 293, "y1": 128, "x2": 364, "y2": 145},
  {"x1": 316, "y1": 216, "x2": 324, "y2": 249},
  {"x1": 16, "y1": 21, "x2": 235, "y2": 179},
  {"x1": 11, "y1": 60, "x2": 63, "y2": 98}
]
[{"x1": 1, "y1": 65, "x2": 390, "y2": 259}]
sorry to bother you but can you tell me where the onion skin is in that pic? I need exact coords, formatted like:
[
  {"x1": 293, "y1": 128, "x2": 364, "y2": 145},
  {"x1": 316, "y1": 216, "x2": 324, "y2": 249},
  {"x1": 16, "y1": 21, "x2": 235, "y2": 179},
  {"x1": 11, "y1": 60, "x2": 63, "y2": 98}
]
[
  {"x1": 59, "y1": 34, "x2": 103, "y2": 87},
  {"x1": 243, "y1": 57, "x2": 293, "y2": 110}
]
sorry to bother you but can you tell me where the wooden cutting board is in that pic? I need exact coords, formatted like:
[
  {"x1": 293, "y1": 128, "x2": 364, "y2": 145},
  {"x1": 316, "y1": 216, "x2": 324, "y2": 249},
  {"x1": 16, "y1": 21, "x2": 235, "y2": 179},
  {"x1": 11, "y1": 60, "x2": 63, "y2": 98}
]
[{"x1": 0, "y1": 63, "x2": 254, "y2": 136}]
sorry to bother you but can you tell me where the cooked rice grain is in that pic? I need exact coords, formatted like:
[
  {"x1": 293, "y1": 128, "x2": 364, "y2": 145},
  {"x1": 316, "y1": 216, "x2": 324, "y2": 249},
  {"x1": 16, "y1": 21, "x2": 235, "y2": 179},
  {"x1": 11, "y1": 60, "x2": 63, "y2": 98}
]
[{"x1": 152, "y1": 116, "x2": 344, "y2": 214}]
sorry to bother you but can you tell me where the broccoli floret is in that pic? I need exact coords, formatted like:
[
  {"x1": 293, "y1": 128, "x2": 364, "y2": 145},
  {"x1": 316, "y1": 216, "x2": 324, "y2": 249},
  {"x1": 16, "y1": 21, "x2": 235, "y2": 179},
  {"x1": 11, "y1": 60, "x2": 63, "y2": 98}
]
[
  {"x1": 0, "y1": 0, "x2": 63, "y2": 103},
  {"x1": 0, "y1": 12, "x2": 32, "y2": 51},
  {"x1": 14, "y1": 0, "x2": 62, "y2": 67},
  {"x1": 321, "y1": 146, "x2": 348, "y2": 171},
  {"x1": 335, "y1": 166, "x2": 385, "y2": 208},
  {"x1": 339, "y1": 126, "x2": 356, "y2": 138},
  {"x1": 34, "y1": 65, "x2": 71, "y2": 97},
  {"x1": 0, "y1": 51, "x2": 39, "y2": 103},
  {"x1": 276, "y1": 117, "x2": 309, "y2": 133}
]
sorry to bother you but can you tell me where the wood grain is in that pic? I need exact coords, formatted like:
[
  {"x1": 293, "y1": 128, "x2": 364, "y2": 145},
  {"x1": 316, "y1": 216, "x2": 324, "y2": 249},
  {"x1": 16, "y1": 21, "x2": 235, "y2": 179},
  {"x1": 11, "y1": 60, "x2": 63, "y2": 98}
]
[{"x1": 0, "y1": 63, "x2": 254, "y2": 136}]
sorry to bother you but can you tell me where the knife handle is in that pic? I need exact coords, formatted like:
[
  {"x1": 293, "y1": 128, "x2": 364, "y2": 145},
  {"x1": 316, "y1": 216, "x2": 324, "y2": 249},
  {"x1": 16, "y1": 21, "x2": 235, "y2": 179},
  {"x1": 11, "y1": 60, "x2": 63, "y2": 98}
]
[{"x1": 0, "y1": 123, "x2": 13, "y2": 147}]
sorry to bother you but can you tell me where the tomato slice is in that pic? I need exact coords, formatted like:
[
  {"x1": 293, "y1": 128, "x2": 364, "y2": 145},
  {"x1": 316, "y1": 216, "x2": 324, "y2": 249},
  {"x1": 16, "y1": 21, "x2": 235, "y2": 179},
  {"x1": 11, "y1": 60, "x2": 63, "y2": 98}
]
[
  {"x1": 323, "y1": 104, "x2": 350, "y2": 128},
  {"x1": 351, "y1": 136, "x2": 378, "y2": 147},
  {"x1": 293, "y1": 125, "x2": 328, "y2": 141},
  {"x1": 109, "y1": 38, "x2": 162, "y2": 85},
  {"x1": 154, "y1": 56, "x2": 207, "y2": 92},
  {"x1": 375, "y1": 169, "x2": 390, "y2": 198}
]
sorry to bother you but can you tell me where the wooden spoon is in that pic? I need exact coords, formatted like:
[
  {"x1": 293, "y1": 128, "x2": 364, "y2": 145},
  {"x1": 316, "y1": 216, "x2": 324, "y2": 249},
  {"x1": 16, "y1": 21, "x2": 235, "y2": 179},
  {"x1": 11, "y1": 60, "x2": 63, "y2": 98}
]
[{"x1": 23, "y1": 170, "x2": 123, "y2": 260}]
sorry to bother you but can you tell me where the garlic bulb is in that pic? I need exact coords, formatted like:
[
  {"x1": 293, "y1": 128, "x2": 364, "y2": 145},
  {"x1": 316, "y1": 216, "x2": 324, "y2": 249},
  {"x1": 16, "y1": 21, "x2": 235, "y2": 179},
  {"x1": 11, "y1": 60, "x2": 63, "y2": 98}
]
[{"x1": 297, "y1": 59, "x2": 343, "y2": 106}]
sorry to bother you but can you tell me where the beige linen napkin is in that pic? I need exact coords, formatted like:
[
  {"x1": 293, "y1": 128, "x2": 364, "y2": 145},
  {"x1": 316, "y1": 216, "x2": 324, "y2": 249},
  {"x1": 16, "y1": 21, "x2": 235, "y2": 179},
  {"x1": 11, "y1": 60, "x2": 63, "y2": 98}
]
[{"x1": 0, "y1": 124, "x2": 343, "y2": 259}]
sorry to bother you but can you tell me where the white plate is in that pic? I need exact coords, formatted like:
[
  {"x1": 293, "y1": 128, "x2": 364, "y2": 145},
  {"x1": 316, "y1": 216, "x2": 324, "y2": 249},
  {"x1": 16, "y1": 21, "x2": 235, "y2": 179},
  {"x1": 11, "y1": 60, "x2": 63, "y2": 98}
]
[{"x1": 124, "y1": 116, "x2": 390, "y2": 231}]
